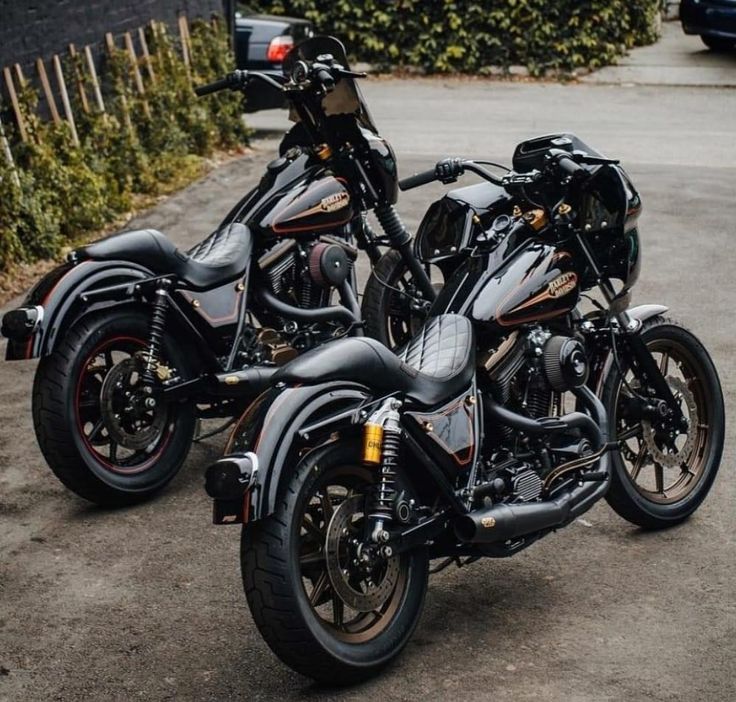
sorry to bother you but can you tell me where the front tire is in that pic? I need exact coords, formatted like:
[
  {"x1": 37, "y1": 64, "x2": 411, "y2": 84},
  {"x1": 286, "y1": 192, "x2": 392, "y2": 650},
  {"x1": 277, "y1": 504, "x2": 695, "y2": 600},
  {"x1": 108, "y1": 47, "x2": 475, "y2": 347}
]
[
  {"x1": 602, "y1": 316, "x2": 724, "y2": 529},
  {"x1": 362, "y1": 249, "x2": 440, "y2": 350},
  {"x1": 32, "y1": 309, "x2": 197, "y2": 507},
  {"x1": 241, "y1": 439, "x2": 428, "y2": 684}
]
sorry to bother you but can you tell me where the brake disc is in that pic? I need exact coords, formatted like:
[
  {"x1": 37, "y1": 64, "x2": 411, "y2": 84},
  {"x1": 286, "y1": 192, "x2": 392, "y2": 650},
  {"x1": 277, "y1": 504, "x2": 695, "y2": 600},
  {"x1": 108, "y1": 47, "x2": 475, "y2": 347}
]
[
  {"x1": 325, "y1": 495, "x2": 400, "y2": 613},
  {"x1": 100, "y1": 358, "x2": 167, "y2": 451},
  {"x1": 641, "y1": 376, "x2": 698, "y2": 470}
]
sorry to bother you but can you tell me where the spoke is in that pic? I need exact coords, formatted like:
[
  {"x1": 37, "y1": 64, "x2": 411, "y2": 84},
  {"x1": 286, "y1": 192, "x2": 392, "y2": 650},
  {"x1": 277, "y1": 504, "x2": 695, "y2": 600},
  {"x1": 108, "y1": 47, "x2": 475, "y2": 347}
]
[
  {"x1": 302, "y1": 514, "x2": 325, "y2": 542},
  {"x1": 300, "y1": 549, "x2": 324, "y2": 566},
  {"x1": 88, "y1": 418, "x2": 105, "y2": 441},
  {"x1": 618, "y1": 424, "x2": 643, "y2": 442},
  {"x1": 109, "y1": 440, "x2": 118, "y2": 462},
  {"x1": 630, "y1": 445, "x2": 648, "y2": 482},
  {"x1": 659, "y1": 352, "x2": 669, "y2": 376},
  {"x1": 332, "y1": 595, "x2": 344, "y2": 627},
  {"x1": 104, "y1": 349, "x2": 114, "y2": 369},
  {"x1": 309, "y1": 570, "x2": 330, "y2": 606},
  {"x1": 654, "y1": 464, "x2": 665, "y2": 494},
  {"x1": 320, "y1": 492, "x2": 334, "y2": 522}
]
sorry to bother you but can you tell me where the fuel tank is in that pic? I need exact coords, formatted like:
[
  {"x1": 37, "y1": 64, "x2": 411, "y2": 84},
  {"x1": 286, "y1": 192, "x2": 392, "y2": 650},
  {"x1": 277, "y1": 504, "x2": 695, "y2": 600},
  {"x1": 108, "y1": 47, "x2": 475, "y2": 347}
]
[
  {"x1": 258, "y1": 173, "x2": 354, "y2": 236},
  {"x1": 222, "y1": 152, "x2": 354, "y2": 239},
  {"x1": 434, "y1": 239, "x2": 580, "y2": 337}
]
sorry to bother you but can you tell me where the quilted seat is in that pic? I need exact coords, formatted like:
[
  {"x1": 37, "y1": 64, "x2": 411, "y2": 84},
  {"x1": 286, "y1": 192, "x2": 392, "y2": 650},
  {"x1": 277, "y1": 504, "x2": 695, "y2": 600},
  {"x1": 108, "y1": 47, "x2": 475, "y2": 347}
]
[
  {"x1": 77, "y1": 223, "x2": 252, "y2": 290},
  {"x1": 273, "y1": 314, "x2": 475, "y2": 406}
]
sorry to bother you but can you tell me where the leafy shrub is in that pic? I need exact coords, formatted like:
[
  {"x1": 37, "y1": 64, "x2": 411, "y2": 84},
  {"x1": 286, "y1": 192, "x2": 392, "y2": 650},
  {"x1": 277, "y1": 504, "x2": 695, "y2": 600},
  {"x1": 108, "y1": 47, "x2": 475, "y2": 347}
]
[
  {"x1": 0, "y1": 15, "x2": 249, "y2": 271},
  {"x1": 251, "y1": 0, "x2": 661, "y2": 74}
]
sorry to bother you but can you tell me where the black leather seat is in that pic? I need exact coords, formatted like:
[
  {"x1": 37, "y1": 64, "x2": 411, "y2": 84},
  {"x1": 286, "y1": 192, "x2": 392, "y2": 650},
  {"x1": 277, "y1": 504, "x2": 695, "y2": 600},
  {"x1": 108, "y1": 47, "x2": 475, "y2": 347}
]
[
  {"x1": 77, "y1": 223, "x2": 252, "y2": 290},
  {"x1": 273, "y1": 314, "x2": 475, "y2": 407}
]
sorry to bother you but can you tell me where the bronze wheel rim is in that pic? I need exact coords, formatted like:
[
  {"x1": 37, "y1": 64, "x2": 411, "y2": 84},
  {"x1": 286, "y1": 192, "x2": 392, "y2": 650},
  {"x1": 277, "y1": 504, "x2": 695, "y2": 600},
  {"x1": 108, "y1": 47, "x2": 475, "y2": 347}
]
[
  {"x1": 298, "y1": 463, "x2": 409, "y2": 643},
  {"x1": 614, "y1": 338, "x2": 711, "y2": 504}
]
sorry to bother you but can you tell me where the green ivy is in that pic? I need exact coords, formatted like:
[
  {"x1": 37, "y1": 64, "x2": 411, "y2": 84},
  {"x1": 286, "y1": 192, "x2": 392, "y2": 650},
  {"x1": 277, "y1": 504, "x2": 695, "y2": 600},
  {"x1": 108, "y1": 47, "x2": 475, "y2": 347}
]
[
  {"x1": 0, "y1": 15, "x2": 249, "y2": 272},
  {"x1": 251, "y1": 0, "x2": 661, "y2": 74}
]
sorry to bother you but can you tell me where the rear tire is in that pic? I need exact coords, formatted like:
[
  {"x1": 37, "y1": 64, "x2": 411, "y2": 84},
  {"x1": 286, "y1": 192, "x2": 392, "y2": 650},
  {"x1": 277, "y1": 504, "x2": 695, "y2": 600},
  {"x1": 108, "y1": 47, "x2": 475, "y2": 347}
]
[
  {"x1": 602, "y1": 316, "x2": 724, "y2": 529},
  {"x1": 241, "y1": 439, "x2": 428, "y2": 683},
  {"x1": 32, "y1": 309, "x2": 196, "y2": 507}
]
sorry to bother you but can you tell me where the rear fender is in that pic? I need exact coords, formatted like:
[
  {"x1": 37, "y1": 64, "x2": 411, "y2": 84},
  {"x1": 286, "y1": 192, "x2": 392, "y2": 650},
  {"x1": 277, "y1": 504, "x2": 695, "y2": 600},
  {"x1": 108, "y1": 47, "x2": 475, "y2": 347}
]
[
  {"x1": 224, "y1": 382, "x2": 371, "y2": 522},
  {"x1": 5, "y1": 260, "x2": 153, "y2": 360}
]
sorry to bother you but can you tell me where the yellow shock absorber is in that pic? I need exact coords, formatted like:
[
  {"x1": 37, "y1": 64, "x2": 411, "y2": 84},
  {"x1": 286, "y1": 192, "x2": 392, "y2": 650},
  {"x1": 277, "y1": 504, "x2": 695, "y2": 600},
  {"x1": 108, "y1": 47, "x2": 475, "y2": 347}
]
[{"x1": 362, "y1": 422, "x2": 384, "y2": 465}]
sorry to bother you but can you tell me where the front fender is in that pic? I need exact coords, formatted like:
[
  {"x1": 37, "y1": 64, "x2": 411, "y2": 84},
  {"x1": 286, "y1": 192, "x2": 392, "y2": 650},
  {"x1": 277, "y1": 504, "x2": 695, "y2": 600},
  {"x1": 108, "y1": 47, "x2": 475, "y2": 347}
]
[
  {"x1": 4, "y1": 260, "x2": 153, "y2": 360},
  {"x1": 224, "y1": 382, "x2": 371, "y2": 522}
]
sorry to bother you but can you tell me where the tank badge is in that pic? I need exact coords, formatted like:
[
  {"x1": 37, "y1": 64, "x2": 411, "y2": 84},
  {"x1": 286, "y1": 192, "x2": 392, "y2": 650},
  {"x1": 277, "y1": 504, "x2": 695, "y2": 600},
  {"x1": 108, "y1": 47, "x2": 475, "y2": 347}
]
[
  {"x1": 320, "y1": 192, "x2": 349, "y2": 212},
  {"x1": 481, "y1": 517, "x2": 496, "y2": 528},
  {"x1": 548, "y1": 272, "x2": 577, "y2": 298}
]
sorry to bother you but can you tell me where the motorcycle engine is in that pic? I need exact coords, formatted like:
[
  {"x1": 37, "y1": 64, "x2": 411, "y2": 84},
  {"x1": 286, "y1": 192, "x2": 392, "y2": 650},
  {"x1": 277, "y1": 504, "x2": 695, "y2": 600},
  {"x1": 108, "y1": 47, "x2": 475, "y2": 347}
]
[
  {"x1": 475, "y1": 325, "x2": 591, "y2": 505},
  {"x1": 483, "y1": 326, "x2": 589, "y2": 419},
  {"x1": 258, "y1": 236, "x2": 356, "y2": 311}
]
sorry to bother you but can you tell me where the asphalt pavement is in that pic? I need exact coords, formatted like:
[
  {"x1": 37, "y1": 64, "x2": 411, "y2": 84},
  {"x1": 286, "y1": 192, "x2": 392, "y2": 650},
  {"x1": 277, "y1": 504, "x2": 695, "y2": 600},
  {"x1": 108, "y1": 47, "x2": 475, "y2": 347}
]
[{"x1": 1, "y1": 40, "x2": 735, "y2": 702}]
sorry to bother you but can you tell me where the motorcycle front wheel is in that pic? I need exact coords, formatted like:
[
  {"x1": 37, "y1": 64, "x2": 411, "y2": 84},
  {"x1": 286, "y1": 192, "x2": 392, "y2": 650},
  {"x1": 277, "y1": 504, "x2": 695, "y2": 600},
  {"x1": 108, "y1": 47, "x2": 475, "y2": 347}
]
[
  {"x1": 32, "y1": 309, "x2": 196, "y2": 507},
  {"x1": 241, "y1": 439, "x2": 428, "y2": 684},
  {"x1": 361, "y1": 249, "x2": 441, "y2": 350},
  {"x1": 602, "y1": 315, "x2": 725, "y2": 529}
]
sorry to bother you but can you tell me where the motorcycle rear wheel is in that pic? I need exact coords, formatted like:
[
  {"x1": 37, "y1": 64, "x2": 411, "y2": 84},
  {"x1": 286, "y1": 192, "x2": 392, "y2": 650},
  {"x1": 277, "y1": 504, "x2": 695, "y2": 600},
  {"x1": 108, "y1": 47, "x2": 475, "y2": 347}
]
[
  {"x1": 241, "y1": 439, "x2": 428, "y2": 684},
  {"x1": 32, "y1": 309, "x2": 196, "y2": 507}
]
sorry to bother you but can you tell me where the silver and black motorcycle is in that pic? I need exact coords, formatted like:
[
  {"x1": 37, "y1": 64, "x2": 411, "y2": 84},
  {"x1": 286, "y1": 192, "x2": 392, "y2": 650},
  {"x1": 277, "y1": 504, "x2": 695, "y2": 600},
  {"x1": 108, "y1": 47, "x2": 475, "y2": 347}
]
[{"x1": 205, "y1": 133, "x2": 724, "y2": 682}]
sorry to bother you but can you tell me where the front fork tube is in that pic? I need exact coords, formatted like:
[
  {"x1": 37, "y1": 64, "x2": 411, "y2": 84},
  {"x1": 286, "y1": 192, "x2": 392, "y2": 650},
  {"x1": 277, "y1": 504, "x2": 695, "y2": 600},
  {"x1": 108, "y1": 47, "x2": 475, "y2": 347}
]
[
  {"x1": 373, "y1": 204, "x2": 437, "y2": 303},
  {"x1": 397, "y1": 241, "x2": 436, "y2": 303},
  {"x1": 619, "y1": 330, "x2": 686, "y2": 426}
]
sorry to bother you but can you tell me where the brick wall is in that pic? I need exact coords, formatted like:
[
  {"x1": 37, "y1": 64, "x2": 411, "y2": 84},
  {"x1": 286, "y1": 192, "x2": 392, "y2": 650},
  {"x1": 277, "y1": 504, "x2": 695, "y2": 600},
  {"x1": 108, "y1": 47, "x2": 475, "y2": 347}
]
[{"x1": 0, "y1": 0, "x2": 226, "y2": 75}]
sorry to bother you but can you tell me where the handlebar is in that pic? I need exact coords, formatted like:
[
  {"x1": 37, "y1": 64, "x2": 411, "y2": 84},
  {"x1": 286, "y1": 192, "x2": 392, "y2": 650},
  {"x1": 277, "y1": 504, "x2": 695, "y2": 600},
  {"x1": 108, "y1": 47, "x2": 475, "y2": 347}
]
[
  {"x1": 194, "y1": 69, "x2": 285, "y2": 97},
  {"x1": 546, "y1": 149, "x2": 586, "y2": 179},
  {"x1": 194, "y1": 75, "x2": 236, "y2": 97},
  {"x1": 399, "y1": 158, "x2": 504, "y2": 191},
  {"x1": 398, "y1": 168, "x2": 437, "y2": 191}
]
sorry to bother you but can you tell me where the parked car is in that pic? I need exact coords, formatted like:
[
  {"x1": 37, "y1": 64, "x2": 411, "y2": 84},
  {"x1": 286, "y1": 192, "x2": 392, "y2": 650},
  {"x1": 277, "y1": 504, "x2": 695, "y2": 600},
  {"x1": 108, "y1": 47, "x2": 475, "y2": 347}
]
[
  {"x1": 680, "y1": 0, "x2": 736, "y2": 50},
  {"x1": 233, "y1": 7, "x2": 313, "y2": 111}
]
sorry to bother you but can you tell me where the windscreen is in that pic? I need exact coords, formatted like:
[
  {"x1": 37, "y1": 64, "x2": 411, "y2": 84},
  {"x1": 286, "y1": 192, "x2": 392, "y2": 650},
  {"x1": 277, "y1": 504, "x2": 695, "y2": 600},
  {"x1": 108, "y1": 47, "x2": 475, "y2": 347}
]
[{"x1": 282, "y1": 35, "x2": 378, "y2": 133}]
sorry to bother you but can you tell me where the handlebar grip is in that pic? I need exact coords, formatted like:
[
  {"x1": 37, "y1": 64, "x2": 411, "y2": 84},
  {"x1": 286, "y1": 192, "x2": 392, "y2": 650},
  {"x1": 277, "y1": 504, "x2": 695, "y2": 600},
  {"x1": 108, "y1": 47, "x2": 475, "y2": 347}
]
[
  {"x1": 551, "y1": 151, "x2": 585, "y2": 179},
  {"x1": 399, "y1": 169, "x2": 437, "y2": 191},
  {"x1": 194, "y1": 77, "x2": 231, "y2": 97},
  {"x1": 315, "y1": 68, "x2": 335, "y2": 91}
]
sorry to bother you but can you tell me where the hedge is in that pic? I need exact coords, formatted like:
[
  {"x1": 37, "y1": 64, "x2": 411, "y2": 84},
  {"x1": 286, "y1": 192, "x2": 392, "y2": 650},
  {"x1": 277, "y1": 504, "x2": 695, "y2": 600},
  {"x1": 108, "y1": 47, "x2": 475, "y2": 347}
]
[
  {"x1": 0, "y1": 17, "x2": 249, "y2": 272},
  {"x1": 251, "y1": 0, "x2": 661, "y2": 75}
]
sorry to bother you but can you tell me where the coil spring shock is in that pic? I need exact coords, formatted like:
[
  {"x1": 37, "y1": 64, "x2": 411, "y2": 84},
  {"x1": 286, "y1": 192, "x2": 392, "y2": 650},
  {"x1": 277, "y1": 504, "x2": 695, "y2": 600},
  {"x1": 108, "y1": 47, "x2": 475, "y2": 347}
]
[
  {"x1": 363, "y1": 397, "x2": 403, "y2": 542},
  {"x1": 142, "y1": 280, "x2": 171, "y2": 386},
  {"x1": 372, "y1": 426, "x2": 400, "y2": 519}
]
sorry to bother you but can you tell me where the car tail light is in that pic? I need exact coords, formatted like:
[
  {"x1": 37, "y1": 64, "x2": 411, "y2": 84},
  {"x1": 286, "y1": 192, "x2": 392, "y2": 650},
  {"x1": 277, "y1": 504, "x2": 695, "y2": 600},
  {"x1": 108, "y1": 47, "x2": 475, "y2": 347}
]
[{"x1": 267, "y1": 35, "x2": 294, "y2": 64}]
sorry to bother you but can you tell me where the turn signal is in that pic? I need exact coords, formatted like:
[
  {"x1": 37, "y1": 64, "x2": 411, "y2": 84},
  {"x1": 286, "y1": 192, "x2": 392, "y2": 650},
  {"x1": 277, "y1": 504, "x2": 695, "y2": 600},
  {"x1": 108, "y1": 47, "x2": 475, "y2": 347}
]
[{"x1": 363, "y1": 422, "x2": 383, "y2": 464}]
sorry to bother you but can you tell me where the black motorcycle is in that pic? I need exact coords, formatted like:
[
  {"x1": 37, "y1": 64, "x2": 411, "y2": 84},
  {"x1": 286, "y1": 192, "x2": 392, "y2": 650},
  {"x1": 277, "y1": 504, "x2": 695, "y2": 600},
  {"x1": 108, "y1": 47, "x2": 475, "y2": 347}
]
[
  {"x1": 205, "y1": 134, "x2": 724, "y2": 682},
  {"x1": 0, "y1": 36, "x2": 434, "y2": 506}
]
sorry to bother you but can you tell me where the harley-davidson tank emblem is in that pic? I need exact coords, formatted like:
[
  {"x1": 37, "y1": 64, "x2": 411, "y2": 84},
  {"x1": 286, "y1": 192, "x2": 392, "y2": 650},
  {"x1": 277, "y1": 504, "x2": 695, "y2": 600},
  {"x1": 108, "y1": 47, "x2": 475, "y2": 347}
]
[
  {"x1": 547, "y1": 272, "x2": 577, "y2": 298},
  {"x1": 320, "y1": 192, "x2": 350, "y2": 212}
]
